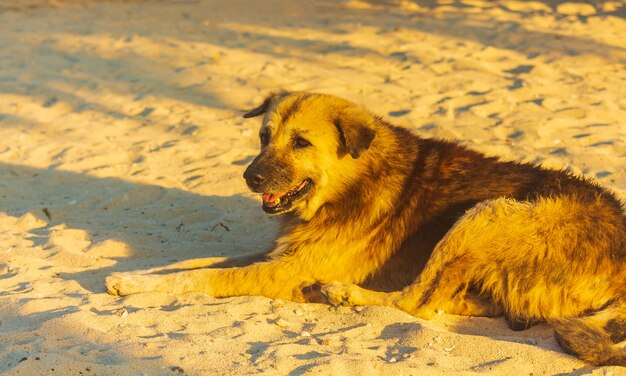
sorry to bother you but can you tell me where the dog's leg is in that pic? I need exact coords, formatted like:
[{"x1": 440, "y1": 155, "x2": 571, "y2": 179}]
[
  {"x1": 449, "y1": 292, "x2": 503, "y2": 317},
  {"x1": 322, "y1": 282, "x2": 399, "y2": 307},
  {"x1": 322, "y1": 250, "x2": 485, "y2": 319},
  {"x1": 322, "y1": 246, "x2": 501, "y2": 319},
  {"x1": 117, "y1": 253, "x2": 269, "y2": 275},
  {"x1": 323, "y1": 200, "x2": 504, "y2": 318},
  {"x1": 106, "y1": 259, "x2": 317, "y2": 302}
]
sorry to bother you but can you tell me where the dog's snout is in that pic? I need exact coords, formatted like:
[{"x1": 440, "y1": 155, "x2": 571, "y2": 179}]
[
  {"x1": 249, "y1": 173, "x2": 265, "y2": 185},
  {"x1": 243, "y1": 165, "x2": 266, "y2": 189}
]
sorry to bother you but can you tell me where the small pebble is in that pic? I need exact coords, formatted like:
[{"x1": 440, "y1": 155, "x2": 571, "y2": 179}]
[
  {"x1": 444, "y1": 345, "x2": 455, "y2": 352},
  {"x1": 115, "y1": 308, "x2": 128, "y2": 318},
  {"x1": 354, "y1": 306, "x2": 364, "y2": 312},
  {"x1": 274, "y1": 318, "x2": 292, "y2": 327},
  {"x1": 170, "y1": 366, "x2": 184, "y2": 373},
  {"x1": 389, "y1": 357, "x2": 397, "y2": 363},
  {"x1": 301, "y1": 331, "x2": 311, "y2": 337},
  {"x1": 294, "y1": 309, "x2": 303, "y2": 316}
]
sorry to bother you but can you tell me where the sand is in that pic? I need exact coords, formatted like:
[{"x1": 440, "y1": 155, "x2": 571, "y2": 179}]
[{"x1": 0, "y1": 0, "x2": 625, "y2": 374}]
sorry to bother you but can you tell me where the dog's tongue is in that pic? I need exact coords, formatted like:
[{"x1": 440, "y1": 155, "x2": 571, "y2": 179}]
[{"x1": 262, "y1": 192, "x2": 286, "y2": 203}]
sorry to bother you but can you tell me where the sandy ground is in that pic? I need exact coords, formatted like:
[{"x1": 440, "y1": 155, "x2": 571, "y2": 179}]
[{"x1": 0, "y1": 0, "x2": 625, "y2": 374}]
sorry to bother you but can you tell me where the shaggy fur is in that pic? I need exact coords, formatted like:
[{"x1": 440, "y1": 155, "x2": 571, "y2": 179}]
[{"x1": 106, "y1": 91, "x2": 626, "y2": 366}]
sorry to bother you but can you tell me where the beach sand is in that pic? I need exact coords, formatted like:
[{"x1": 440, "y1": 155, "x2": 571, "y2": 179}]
[{"x1": 0, "y1": 0, "x2": 625, "y2": 374}]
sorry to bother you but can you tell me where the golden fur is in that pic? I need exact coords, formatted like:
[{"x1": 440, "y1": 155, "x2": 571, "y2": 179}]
[{"x1": 106, "y1": 91, "x2": 626, "y2": 366}]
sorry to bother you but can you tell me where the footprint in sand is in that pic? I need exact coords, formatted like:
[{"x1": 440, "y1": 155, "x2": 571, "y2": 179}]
[
  {"x1": 388, "y1": 109, "x2": 411, "y2": 117},
  {"x1": 503, "y1": 65, "x2": 535, "y2": 75},
  {"x1": 554, "y1": 107, "x2": 587, "y2": 119},
  {"x1": 590, "y1": 140, "x2": 613, "y2": 147},
  {"x1": 231, "y1": 155, "x2": 255, "y2": 166},
  {"x1": 549, "y1": 147, "x2": 568, "y2": 156},
  {"x1": 418, "y1": 124, "x2": 436, "y2": 131},
  {"x1": 508, "y1": 130, "x2": 524, "y2": 140}
]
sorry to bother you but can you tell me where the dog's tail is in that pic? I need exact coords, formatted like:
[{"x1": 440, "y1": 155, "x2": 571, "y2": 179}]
[{"x1": 550, "y1": 300, "x2": 626, "y2": 366}]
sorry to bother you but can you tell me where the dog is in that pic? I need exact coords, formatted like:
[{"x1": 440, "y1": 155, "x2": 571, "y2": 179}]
[{"x1": 106, "y1": 91, "x2": 626, "y2": 366}]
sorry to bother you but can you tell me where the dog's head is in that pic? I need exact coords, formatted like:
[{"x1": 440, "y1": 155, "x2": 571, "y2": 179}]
[{"x1": 242, "y1": 91, "x2": 376, "y2": 220}]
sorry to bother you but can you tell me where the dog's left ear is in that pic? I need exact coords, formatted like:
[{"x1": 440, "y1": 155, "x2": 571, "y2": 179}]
[
  {"x1": 333, "y1": 108, "x2": 376, "y2": 159},
  {"x1": 243, "y1": 90, "x2": 288, "y2": 118}
]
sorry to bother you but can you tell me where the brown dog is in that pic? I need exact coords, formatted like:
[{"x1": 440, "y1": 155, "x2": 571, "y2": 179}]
[{"x1": 106, "y1": 91, "x2": 626, "y2": 366}]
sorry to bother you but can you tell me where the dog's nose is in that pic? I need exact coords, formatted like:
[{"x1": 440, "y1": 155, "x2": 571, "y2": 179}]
[
  {"x1": 249, "y1": 173, "x2": 265, "y2": 185},
  {"x1": 243, "y1": 167, "x2": 266, "y2": 188}
]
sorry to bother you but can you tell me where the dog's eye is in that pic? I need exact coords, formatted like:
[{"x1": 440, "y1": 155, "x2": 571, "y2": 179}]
[
  {"x1": 260, "y1": 131, "x2": 270, "y2": 146},
  {"x1": 294, "y1": 137, "x2": 312, "y2": 149}
]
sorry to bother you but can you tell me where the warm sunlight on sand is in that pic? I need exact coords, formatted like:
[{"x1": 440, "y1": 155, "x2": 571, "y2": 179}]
[{"x1": 0, "y1": 0, "x2": 624, "y2": 374}]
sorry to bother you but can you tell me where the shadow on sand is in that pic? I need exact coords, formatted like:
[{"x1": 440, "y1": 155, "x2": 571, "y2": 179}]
[{"x1": 0, "y1": 162, "x2": 275, "y2": 294}]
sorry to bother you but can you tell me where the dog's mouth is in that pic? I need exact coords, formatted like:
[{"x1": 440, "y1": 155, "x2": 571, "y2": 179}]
[{"x1": 261, "y1": 178, "x2": 313, "y2": 214}]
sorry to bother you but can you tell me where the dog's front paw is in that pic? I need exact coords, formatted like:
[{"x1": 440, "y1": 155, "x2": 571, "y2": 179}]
[
  {"x1": 105, "y1": 273, "x2": 152, "y2": 296},
  {"x1": 321, "y1": 281, "x2": 361, "y2": 307}
]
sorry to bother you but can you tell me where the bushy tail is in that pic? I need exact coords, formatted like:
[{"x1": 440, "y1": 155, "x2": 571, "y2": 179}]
[{"x1": 550, "y1": 300, "x2": 626, "y2": 366}]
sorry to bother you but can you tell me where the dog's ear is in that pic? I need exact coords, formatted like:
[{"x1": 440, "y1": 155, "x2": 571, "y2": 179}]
[
  {"x1": 242, "y1": 90, "x2": 288, "y2": 118},
  {"x1": 333, "y1": 108, "x2": 376, "y2": 159}
]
